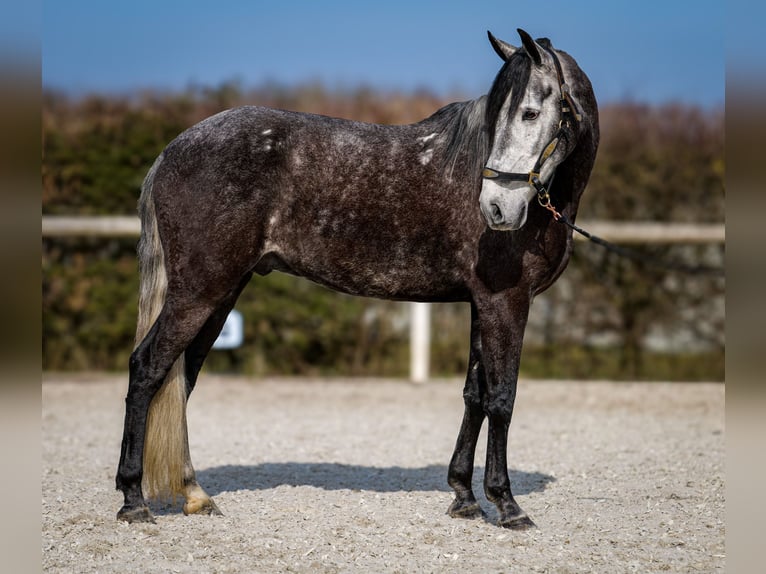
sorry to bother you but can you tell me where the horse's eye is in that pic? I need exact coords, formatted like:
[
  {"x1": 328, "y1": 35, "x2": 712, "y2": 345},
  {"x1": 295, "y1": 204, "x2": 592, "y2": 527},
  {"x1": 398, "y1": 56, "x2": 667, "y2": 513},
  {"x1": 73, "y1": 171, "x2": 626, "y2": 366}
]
[{"x1": 522, "y1": 109, "x2": 539, "y2": 121}]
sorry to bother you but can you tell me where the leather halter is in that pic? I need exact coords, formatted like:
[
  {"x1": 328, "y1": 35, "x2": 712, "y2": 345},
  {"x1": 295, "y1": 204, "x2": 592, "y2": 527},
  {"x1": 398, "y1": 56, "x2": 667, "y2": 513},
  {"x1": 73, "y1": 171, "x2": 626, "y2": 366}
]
[{"x1": 481, "y1": 45, "x2": 582, "y2": 205}]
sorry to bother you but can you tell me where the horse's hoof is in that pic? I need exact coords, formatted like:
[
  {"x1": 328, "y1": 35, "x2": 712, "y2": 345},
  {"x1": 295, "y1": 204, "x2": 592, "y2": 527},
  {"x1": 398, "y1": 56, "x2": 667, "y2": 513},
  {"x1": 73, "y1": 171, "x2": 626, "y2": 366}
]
[
  {"x1": 498, "y1": 514, "x2": 536, "y2": 530},
  {"x1": 117, "y1": 505, "x2": 156, "y2": 524},
  {"x1": 183, "y1": 497, "x2": 223, "y2": 516},
  {"x1": 447, "y1": 498, "x2": 486, "y2": 519}
]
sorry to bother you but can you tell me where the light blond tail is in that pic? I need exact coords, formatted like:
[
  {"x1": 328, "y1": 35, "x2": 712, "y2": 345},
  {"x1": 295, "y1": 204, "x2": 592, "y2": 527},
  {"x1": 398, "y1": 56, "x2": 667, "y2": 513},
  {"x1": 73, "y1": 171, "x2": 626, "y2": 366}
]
[{"x1": 135, "y1": 155, "x2": 188, "y2": 501}]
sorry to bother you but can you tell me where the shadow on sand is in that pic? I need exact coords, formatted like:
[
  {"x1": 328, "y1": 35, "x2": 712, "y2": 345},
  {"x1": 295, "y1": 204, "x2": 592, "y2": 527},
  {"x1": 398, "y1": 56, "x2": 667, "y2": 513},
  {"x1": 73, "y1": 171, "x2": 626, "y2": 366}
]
[
  {"x1": 149, "y1": 463, "x2": 555, "y2": 520},
  {"x1": 194, "y1": 462, "x2": 554, "y2": 497}
]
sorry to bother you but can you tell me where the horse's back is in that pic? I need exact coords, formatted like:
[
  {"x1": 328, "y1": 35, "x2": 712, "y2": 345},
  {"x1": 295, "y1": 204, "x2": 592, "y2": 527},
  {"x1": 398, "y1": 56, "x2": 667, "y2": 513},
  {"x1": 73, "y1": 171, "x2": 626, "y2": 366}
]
[
  {"x1": 145, "y1": 105, "x2": 480, "y2": 301},
  {"x1": 151, "y1": 105, "x2": 402, "y2": 206}
]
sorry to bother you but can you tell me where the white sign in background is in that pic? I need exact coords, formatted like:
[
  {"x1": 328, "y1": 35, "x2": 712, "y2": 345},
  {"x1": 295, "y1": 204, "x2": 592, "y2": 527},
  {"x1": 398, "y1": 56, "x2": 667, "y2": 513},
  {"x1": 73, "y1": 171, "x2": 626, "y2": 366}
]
[{"x1": 212, "y1": 310, "x2": 244, "y2": 350}]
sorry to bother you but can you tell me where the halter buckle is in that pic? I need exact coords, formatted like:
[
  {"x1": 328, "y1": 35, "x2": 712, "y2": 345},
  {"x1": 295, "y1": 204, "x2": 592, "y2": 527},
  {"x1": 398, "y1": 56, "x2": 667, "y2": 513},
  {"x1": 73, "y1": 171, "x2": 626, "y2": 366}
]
[{"x1": 530, "y1": 173, "x2": 552, "y2": 201}]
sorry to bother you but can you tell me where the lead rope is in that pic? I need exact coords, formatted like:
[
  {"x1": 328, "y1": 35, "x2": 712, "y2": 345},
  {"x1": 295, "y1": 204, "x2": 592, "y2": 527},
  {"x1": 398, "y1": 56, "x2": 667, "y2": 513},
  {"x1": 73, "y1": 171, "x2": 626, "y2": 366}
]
[
  {"x1": 536, "y1": 47, "x2": 723, "y2": 277},
  {"x1": 535, "y1": 184, "x2": 724, "y2": 277}
]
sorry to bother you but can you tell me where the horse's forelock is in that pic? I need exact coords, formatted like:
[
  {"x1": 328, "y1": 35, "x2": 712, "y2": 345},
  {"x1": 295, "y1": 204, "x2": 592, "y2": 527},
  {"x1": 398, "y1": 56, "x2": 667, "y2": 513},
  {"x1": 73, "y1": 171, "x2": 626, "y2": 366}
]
[{"x1": 486, "y1": 52, "x2": 532, "y2": 144}]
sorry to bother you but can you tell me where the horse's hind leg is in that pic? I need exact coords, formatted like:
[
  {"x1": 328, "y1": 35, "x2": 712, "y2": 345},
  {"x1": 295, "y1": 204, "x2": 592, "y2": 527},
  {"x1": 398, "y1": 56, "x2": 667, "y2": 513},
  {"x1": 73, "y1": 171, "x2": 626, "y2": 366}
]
[
  {"x1": 183, "y1": 273, "x2": 252, "y2": 394},
  {"x1": 116, "y1": 299, "x2": 217, "y2": 523},
  {"x1": 178, "y1": 274, "x2": 252, "y2": 516},
  {"x1": 447, "y1": 302, "x2": 487, "y2": 519}
]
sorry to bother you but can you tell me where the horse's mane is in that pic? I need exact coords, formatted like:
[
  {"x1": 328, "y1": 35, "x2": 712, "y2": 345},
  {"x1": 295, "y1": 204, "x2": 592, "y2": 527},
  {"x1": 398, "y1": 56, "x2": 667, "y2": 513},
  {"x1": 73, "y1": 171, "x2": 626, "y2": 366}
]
[
  {"x1": 428, "y1": 98, "x2": 488, "y2": 180},
  {"x1": 424, "y1": 50, "x2": 533, "y2": 181}
]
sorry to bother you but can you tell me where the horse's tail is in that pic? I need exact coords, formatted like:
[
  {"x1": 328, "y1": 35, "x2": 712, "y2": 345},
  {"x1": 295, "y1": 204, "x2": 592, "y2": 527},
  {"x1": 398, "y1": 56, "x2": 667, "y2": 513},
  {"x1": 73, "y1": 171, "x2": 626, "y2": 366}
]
[{"x1": 135, "y1": 155, "x2": 188, "y2": 500}]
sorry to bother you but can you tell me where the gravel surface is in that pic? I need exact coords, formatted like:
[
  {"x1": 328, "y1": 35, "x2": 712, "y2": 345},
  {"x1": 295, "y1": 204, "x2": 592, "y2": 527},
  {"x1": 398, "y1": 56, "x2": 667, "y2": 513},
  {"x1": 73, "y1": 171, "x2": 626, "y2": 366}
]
[{"x1": 42, "y1": 375, "x2": 724, "y2": 573}]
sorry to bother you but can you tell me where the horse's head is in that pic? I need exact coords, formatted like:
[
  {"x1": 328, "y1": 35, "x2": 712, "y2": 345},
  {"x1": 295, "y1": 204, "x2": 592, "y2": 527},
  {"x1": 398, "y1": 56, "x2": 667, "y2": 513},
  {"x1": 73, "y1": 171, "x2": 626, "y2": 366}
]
[{"x1": 479, "y1": 29, "x2": 588, "y2": 231}]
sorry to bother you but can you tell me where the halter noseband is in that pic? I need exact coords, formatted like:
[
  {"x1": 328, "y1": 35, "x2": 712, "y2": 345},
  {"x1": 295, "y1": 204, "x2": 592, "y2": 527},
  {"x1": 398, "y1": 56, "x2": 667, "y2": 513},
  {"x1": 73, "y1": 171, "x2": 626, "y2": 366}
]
[{"x1": 481, "y1": 45, "x2": 582, "y2": 210}]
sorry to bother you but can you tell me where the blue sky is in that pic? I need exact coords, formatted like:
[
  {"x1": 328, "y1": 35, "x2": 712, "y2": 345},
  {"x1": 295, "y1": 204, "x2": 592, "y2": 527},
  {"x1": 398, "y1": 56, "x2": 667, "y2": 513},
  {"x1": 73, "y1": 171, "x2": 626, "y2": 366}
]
[{"x1": 41, "y1": 0, "x2": 726, "y2": 107}]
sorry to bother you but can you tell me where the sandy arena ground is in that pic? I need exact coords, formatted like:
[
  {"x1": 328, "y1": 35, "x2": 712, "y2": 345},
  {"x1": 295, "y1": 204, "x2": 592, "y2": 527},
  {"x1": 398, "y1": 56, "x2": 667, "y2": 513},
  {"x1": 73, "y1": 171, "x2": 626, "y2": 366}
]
[{"x1": 42, "y1": 375, "x2": 724, "y2": 573}]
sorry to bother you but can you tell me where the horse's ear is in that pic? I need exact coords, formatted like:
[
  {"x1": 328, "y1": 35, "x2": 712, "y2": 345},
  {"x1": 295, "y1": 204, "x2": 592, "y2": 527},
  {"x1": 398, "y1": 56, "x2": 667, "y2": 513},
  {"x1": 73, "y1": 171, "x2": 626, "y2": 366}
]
[
  {"x1": 487, "y1": 31, "x2": 517, "y2": 62},
  {"x1": 517, "y1": 28, "x2": 543, "y2": 66}
]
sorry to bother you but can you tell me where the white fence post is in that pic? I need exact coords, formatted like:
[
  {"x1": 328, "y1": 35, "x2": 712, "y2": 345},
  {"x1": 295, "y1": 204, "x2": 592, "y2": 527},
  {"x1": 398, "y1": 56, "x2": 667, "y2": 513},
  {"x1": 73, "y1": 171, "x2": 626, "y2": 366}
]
[{"x1": 410, "y1": 302, "x2": 431, "y2": 383}]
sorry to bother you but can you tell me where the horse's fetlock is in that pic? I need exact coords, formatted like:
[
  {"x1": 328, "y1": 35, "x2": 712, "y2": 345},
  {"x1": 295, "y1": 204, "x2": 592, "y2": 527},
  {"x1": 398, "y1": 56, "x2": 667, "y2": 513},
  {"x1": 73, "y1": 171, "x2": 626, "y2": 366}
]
[{"x1": 485, "y1": 482, "x2": 512, "y2": 505}]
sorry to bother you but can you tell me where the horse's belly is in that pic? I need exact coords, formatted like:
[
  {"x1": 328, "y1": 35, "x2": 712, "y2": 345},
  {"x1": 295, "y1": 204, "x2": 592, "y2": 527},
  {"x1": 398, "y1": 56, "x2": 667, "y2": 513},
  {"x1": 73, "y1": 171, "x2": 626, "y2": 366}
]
[{"x1": 259, "y1": 244, "x2": 470, "y2": 303}]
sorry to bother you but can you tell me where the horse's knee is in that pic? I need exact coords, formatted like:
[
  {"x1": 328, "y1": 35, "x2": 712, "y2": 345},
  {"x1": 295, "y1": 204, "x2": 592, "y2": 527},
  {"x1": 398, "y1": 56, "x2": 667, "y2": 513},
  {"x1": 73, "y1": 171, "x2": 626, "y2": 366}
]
[
  {"x1": 484, "y1": 391, "x2": 515, "y2": 423},
  {"x1": 462, "y1": 387, "x2": 483, "y2": 411},
  {"x1": 462, "y1": 361, "x2": 485, "y2": 407}
]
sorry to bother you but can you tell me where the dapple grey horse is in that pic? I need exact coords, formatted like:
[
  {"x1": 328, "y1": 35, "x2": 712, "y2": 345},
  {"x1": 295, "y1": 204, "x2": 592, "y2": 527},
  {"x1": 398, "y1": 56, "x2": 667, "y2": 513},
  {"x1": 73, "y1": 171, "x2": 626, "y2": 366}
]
[{"x1": 116, "y1": 28, "x2": 599, "y2": 529}]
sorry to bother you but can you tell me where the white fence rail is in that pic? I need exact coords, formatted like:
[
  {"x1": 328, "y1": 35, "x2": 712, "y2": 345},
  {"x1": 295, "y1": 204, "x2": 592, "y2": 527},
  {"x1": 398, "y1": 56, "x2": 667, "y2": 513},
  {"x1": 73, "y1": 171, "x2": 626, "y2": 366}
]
[
  {"x1": 42, "y1": 216, "x2": 725, "y2": 382},
  {"x1": 42, "y1": 216, "x2": 141, "y2": 237},
  {"x1": 42, "y1": 216, "x2": 725, "y2": 243}
]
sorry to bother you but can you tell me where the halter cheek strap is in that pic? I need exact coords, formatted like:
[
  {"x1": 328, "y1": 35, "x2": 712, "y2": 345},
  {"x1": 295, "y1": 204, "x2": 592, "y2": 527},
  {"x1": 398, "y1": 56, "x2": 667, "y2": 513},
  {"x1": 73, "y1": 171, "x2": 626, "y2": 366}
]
[
  {"x1": 481, "y1": 132, "x2": 562, "y2": 193},
  {"x1": 482, "y1": 44, "x2": 582, "y2": 208}
]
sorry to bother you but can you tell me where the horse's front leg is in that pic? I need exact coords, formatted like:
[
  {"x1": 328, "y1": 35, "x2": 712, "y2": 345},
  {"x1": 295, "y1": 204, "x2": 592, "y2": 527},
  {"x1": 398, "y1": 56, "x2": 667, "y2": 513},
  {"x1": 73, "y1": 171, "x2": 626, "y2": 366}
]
[
  {"x1": 447, "y1": 302, "x2": 486, "y2": 519},
  {"x1": 475, "y1": 288, "x2": 536, "y2": 529}
]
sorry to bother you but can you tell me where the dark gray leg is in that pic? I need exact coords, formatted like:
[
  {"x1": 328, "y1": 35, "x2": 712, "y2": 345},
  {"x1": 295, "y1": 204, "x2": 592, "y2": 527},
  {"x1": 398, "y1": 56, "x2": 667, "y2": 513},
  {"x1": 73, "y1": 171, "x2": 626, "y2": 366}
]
[
  {"x1": 115, "y1": 300, "x2": 215, "y2": 523},
  {"x1": 447, "y1": 302, "x2": 486, "y2": 519},
  {"x1": 475, "y1": 289, "x2": 536, "y2": 529},
  {"x1": 184, "y1": 273, "x2": 252, "y2": 392},
  {"x1": 179, "y1": 274, "x2": 251, "y2": 516}
]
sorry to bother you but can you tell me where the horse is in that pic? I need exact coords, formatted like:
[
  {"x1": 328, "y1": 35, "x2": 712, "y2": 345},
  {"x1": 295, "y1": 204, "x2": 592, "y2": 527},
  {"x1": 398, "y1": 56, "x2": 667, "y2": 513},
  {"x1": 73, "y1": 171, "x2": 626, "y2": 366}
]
[{"x1": 116, "y1": 28, "x2": 599, "y2": 529}]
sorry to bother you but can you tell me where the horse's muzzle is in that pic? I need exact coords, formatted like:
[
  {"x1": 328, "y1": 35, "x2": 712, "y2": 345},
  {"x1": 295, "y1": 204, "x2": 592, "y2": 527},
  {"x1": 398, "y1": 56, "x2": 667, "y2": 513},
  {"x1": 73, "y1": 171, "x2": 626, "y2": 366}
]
[{"x1": 479, "y1": 184, "x2": 532, "y2": 231}]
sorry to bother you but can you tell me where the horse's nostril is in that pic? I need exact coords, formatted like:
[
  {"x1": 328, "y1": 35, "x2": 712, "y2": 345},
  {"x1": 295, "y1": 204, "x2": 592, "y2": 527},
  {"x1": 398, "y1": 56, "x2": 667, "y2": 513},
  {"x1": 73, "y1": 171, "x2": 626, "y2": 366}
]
[{"x1": 490, "y1": 203, "x2": 503, "y2": 223}]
